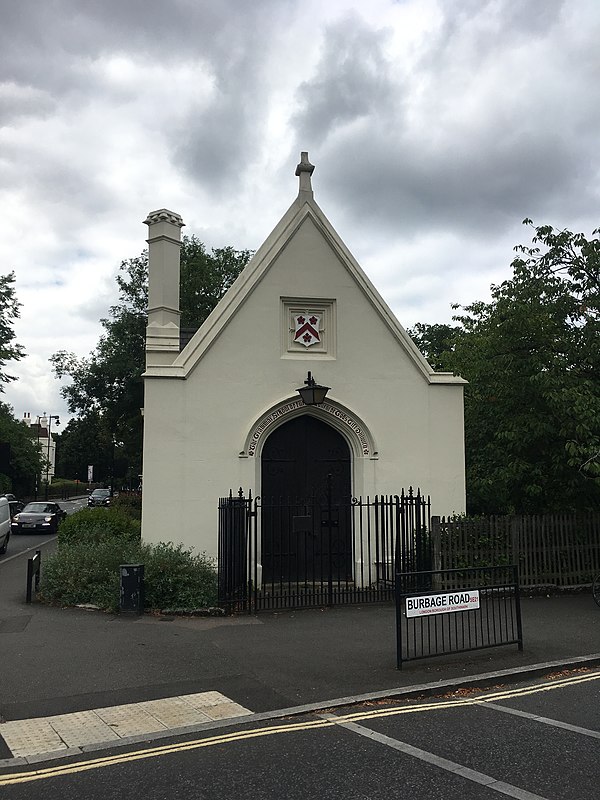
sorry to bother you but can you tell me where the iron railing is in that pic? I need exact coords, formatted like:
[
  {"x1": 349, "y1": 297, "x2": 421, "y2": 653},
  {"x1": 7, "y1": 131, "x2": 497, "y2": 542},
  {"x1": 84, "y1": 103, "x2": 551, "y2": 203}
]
[
  {"x1": 218, "y1": 483, "x2": 431, "y2": 613},
  {"x1": 395, "y1": 565, "x2": 523, "y2": 668},
  {"x1": 431, "y1": 512, "x2": 600, "y2": 588}
]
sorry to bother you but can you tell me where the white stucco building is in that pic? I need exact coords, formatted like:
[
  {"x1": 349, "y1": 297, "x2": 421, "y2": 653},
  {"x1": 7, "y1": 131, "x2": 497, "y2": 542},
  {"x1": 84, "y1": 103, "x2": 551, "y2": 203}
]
[
  {"x1": 22, "y1": 412, "x2": 58, "y2": 487},
  {"x1": 141, "y1": 153, "x2": 466, "y2": 562}
]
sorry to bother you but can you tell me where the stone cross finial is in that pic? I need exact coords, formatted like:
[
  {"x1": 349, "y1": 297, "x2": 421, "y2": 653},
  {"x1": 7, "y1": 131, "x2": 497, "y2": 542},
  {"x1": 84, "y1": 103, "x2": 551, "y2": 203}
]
[{"x1": 295, "y1": 151, "x2": 315, "y2": 195}]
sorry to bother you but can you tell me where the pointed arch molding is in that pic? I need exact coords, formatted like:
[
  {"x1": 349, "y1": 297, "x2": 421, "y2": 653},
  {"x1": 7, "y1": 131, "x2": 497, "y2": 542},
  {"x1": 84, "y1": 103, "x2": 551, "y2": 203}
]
[{"x1": 241, "y1": 397, "x2": 378, "y2": 459}]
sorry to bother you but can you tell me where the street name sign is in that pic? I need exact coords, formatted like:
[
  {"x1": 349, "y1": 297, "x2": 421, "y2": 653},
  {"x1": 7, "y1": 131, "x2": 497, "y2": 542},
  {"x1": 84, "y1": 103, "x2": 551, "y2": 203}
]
[{"x1": 406, "y1": 590, "x2": 480, "y2": 618}]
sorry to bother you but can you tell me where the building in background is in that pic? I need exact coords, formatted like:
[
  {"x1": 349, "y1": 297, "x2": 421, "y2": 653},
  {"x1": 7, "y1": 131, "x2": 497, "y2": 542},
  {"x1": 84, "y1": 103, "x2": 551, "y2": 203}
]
[{"x1": 22, "y1": 412, "x2": 59, "y2": 490}]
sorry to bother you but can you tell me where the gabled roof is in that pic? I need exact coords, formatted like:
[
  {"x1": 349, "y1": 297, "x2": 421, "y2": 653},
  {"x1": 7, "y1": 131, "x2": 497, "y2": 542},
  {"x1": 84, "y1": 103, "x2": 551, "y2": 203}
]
[{"x1": 145, "y1": 153, "x2": 466, "y2": 386}]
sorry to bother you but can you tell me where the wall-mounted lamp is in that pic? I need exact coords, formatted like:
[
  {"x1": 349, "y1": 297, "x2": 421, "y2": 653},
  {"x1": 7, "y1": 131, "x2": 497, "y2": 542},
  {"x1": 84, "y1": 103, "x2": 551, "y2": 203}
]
[{"x1": 296, "y1": 371, "x2": 330, "y2": 406}]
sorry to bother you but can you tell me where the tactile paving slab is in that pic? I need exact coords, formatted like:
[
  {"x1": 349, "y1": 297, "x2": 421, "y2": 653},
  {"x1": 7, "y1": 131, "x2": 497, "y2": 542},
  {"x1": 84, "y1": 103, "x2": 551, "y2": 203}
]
[{"x1": 0, "y1": 691, "x2": 252, "y2": 758}]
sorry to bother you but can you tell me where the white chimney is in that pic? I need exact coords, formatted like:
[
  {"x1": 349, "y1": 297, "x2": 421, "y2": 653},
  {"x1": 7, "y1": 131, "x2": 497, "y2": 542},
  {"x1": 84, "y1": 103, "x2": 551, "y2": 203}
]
[{"x1": 143, "y1": 209, "x2": 185, "y2": 367}]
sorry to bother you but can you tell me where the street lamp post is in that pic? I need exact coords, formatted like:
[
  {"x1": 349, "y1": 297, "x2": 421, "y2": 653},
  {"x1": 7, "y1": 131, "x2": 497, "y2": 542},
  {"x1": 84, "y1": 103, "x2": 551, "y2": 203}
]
[
  {"x1": 45, "y1": 415, "x2": 60, "y2": 499},
  {"x1": 34, "y1": 415, "x2": 42, "y2": 500},
  {"x1": 110, "y1": 434, "x2": 116, "y2": 496}
]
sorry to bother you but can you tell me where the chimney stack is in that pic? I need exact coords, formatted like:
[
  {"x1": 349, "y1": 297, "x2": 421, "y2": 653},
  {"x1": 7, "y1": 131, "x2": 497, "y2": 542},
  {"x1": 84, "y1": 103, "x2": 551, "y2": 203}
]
[{"x1": 144, "y1": 209, "x2": 185, "y2": 367}]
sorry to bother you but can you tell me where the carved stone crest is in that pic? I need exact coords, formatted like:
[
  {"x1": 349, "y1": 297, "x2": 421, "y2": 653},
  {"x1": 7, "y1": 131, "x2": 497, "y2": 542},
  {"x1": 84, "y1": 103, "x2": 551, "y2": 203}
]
[{"x1": 293, "y1": 312, "x2": 321, "y2": 347}]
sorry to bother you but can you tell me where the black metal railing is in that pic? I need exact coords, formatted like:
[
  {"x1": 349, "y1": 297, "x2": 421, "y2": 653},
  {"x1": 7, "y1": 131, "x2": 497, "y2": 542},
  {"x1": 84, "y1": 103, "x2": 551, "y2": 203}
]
[
  {"x1": 218, "y1": 489, "x2": 251, "y2": 610},
  {"x1": 218, "y1": 484, "x2": 431, "y2": 613},
  {"x1": 395, "y1": 565, "x2": 523, "y2": 668}
]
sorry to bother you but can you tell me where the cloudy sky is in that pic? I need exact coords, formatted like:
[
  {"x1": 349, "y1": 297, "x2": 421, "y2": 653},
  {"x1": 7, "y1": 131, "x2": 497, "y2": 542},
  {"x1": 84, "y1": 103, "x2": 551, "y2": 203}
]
[{"x1": 2, "y1": 0, "x2": 599, "y2": 425}]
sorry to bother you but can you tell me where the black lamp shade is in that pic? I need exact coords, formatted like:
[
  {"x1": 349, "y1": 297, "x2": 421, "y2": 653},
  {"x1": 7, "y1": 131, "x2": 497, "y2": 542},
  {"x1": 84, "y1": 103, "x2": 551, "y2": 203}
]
[{"x1": 297, "y1": 373, "x2": 330, "y2": 405}]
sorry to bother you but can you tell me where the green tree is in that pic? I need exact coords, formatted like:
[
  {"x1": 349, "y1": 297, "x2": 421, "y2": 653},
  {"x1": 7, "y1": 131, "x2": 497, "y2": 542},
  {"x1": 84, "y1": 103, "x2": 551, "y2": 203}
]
[
  {"x1": 55, "y1": 411, "x2": 120, "y2": 485},
  {"x1": 51, "y1": 236, "x2": 251, "y2": 473},
  {"x1": 410, "y1": 220, "x2": 600, "y2": 515},
  {"x1": 0, "y1": 402, "x2": 42, "y2": 496},
  {"x1": 408, "y1": 322, "x2": 461, "y2": 372},
  {"x1": 0, "y1": 272, "x2": 25, "y2": 391},
  {"x1": 0, "y1": 274, "x2": 40, "y2": 495}
]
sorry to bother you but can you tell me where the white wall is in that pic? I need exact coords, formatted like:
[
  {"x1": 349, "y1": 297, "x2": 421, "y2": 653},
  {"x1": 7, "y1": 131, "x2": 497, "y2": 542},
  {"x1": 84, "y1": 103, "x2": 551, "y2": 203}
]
[{"x1": 142, "y1": 213, "x2": 465, "y2": 556}]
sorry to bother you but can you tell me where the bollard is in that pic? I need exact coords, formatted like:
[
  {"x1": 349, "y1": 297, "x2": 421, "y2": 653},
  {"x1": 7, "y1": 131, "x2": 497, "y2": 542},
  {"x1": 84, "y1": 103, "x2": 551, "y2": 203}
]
[
  {"x1": 26, "y1": 550, "x2": 41, "y2": 603},
  {"x1": 119, "y1": 564, "x2": 145, "y2": 614}
]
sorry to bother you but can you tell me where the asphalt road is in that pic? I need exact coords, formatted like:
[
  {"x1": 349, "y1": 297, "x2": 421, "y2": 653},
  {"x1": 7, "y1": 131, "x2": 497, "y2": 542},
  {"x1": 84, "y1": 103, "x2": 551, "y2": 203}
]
[
  {"x1": 1, "y1": 668, "x2": 598, "y2": 799},
  {"x1": 0, "y1": 498, "x2": 87, "y2": 563}
]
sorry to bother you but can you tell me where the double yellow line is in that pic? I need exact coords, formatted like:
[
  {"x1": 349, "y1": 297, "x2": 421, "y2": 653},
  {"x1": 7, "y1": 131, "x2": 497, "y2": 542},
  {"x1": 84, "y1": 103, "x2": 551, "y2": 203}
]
[{"x1": 1, "y1": 670, "x2": 598, "y2": 786}]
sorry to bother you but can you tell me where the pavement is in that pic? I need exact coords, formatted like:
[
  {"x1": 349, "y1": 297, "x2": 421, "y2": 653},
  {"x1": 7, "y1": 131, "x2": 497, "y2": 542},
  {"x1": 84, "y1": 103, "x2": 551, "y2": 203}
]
[{"x1": 1, "y1": 535, "x2": 599, "y2": 767}]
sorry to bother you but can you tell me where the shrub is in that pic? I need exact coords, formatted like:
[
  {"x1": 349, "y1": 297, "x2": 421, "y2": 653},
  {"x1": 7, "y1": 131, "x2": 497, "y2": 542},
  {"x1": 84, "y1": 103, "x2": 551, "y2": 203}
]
[
  {"x1": 111, "y1": 493, "x2": 142, "y2": 520},
  {"x1": 50, "y1": 479, "x2": 82, "y2": 495},
  {"x1": 141, "y1": 543, "x2": 218, "y2": 610},
  {"x1": 58, "y1": 507, "x2": 141, "y2": 546},
  {"x1": 41, "y1": 514, "x2": 217, "y2": 612},
  {"x1": 40, "y1": 537, "x2": 140, "y2": 612}
]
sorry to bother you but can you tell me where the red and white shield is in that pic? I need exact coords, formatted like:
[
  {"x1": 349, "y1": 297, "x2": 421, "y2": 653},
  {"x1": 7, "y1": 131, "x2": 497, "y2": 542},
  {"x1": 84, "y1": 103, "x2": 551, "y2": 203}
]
[{"x1": 293, "y1": 313, "x2": 321, "y2": 347}]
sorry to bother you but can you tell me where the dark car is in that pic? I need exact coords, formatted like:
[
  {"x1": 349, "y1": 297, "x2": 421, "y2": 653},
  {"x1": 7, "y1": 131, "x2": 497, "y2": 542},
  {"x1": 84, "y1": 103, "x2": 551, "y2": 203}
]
[
  {"x1": 88, "y1": 488, "x2": 111, "y2": 507},
  {"x1": 11, "y1": 502, "x2": 67, "y2": 535}
]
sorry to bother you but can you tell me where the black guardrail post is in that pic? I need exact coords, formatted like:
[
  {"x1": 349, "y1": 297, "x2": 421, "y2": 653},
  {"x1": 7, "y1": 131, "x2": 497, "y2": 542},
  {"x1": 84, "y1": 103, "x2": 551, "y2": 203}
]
[
  {"x1": 26, "y1": 550, "x2": 41, "y2": 603},
  {"x1": 513, "y1": 564, "x2": 524, "y2": 651},
  {"x1": 395, "y1": 572, "x2": 404, "y2": 669}
]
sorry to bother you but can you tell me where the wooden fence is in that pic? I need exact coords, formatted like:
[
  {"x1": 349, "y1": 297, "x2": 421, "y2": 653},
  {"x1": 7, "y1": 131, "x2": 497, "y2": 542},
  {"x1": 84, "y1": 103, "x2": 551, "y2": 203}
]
[{"x1": 431, "y1": 512, "x2": 600, "y2": 588}]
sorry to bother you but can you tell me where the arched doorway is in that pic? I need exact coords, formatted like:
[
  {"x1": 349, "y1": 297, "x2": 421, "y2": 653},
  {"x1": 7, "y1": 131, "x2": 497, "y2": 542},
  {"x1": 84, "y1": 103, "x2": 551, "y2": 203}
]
[{"x1": 261, "y1": 414, "x2": 352, "y2": 583}]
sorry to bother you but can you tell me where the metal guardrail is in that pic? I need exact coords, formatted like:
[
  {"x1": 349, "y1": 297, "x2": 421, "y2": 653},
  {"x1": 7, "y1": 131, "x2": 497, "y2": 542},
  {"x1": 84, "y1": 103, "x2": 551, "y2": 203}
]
[
  {"x1": 395, "y1": 565, "x2": 523, "y2": 669},
  {"x1": 26, "y1": 550, "x2": 42, "y2": 603}
]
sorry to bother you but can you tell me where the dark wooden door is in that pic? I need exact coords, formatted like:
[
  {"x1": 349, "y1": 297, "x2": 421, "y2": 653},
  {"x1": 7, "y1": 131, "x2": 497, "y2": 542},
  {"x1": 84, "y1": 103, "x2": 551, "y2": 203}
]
[{"x1": 261, "y1": 415, "x2": 351, "y2": 582}]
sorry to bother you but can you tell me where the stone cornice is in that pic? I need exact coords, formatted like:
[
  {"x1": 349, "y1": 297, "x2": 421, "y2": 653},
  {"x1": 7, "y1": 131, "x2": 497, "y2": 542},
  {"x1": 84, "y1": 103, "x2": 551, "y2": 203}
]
[{"x1": 144, "y1": 209, "x2": 185, "y2": 227}]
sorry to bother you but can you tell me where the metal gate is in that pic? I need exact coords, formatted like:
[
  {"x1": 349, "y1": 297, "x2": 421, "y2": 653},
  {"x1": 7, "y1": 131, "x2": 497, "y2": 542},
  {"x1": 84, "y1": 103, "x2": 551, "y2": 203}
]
[
  {"x1": 395, "y1": 565, "x2": 524, "y2": 668},
  {"x1": 218, "y1": 480, "x2": 431, "y2": 612}
]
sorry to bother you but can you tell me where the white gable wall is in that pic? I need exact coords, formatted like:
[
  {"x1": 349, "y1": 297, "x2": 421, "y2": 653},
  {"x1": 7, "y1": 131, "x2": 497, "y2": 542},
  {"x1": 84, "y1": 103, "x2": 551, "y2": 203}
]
[{"x1": 142, "y1": 204, "x2": 465, "y2": 556}]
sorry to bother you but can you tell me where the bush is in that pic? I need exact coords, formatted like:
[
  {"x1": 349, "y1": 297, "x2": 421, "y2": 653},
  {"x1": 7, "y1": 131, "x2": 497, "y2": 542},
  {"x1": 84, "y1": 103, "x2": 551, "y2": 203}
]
[
  {"x1": 58, "y1": 507, "x2": 141, "y2": 546},
  {"x1": 50, "y1": 479, "x2": 82, "y2": 495},
  {"x1": 40, "y1": 537, "x2": 138, "y2": 612},
  {"x1": 41, "y1": 508, "x2": 217, "y2": 612},
  {"x1": 111, "y1": 493, "x2": 142, "y2": 520},
  {"x1": 142, "y1": 543, "x2": 217, "y2": 610}
]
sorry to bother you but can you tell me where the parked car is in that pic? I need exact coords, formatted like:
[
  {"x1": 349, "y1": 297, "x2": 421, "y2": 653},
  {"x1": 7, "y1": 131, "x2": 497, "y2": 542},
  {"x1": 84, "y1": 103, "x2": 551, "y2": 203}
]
[
  {"x1": 0, "y1": 493, "x2": 24, "y2": 519},
  {"x1": 87, "y1": 488, "x2": 112, "y2": 507},
  {"x1": 11, "y1": 502, "x2": 67, "y2": 535},
  {"x1": 0, "y1": 496, "x2": 11, "y2": 554}
]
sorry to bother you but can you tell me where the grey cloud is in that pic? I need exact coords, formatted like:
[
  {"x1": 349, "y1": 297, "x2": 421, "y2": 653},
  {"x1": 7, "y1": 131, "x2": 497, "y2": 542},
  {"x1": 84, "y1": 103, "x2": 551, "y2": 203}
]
[
  {"x1": 170, "y1": 3, "x2": 294, "y2": 192},
  {"x1": 1, "y1": 0, "x2": 301, "y2": 282},
  {"x1": 172, "y1": 40, "x2": 265, "y2": 191},
  {"x1": 423, "y1": 0, "x2": 567, "y2": 72},
  {"x1": 318, "y1": 124, "x2": 593, "y2": 242},
  {"x1": 174, "y1": 101, "x2": 257, "y2": 191},
  {"x1": 5, "y1": 141, "x2": 113, "y2": 220},
  {"x1": 292, "y1": 14, "x2": 396, "y2": 145},
  {"x1": 291, "y1": 1, "x2": 600, "y2": 243},
  {"x1": 77, "y1": 290, "x2": 119, "y2": 327},
  {"x1": 0, "y1": 85, "x2": 56, "y2": 126},
  {"x1": 1, "y1": 0, "x2": 291, "y2": 127}
]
